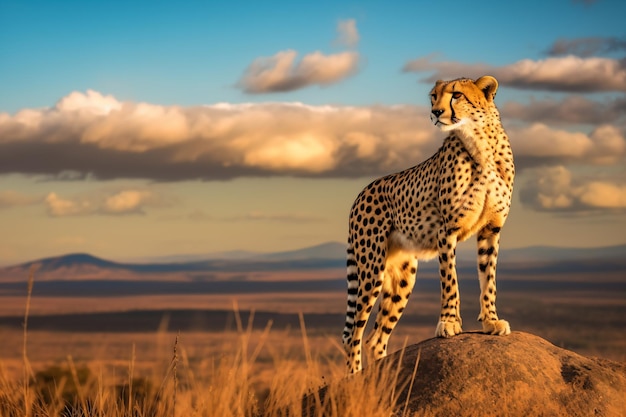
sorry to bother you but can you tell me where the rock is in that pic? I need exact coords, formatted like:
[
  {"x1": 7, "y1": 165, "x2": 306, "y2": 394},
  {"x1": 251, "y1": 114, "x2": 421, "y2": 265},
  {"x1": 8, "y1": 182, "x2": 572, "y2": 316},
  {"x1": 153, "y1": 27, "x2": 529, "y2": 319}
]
[{"x1": 310, "y1": 332, "x2": 626, "y2": 417}]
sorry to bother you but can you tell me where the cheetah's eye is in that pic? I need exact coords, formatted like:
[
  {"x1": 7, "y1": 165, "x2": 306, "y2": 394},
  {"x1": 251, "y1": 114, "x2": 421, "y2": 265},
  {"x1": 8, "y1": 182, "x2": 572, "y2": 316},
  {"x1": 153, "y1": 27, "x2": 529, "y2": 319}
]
[
  {"x1": 430, "y1": 93, "x2": 437, "y2": 101},
  {"x1": 452, "y1": 92, "x2": 462, "y2": 99}
]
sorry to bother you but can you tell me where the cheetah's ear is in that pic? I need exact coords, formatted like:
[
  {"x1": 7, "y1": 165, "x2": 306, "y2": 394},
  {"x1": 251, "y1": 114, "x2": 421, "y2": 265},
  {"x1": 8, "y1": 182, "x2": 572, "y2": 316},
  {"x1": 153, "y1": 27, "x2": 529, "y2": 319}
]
[{"x1": 475, "y1": 76, "x2": 498, "y2": 101}]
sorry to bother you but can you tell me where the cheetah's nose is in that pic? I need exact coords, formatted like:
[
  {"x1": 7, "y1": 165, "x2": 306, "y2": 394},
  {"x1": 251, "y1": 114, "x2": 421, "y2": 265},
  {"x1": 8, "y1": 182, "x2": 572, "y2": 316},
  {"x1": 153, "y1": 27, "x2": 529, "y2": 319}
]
[{"x1": 431, "y1": 109, "x2": 444, "y2": 118}]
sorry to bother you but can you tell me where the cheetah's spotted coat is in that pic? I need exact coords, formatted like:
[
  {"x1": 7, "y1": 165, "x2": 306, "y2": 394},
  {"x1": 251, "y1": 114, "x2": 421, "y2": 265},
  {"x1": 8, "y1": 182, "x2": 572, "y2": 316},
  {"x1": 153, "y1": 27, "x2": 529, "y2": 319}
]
[{"x1": 342, "y1": 76, "x2": 515, "y2": 373}]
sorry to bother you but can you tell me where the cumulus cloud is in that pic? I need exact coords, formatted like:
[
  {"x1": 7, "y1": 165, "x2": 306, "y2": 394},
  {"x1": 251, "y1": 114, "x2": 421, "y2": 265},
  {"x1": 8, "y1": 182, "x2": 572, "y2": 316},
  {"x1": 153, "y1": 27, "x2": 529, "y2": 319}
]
[
  {"x1": 509, "y1": 123, "x2": 626, "y2": 167},
  {"x1": 403, "y1": 55, "x2": 626, "y2": 92},
  {"x1": 546, "y1": 36, "x2": 626, "y2": 57},
  {"x1": 103, "y1": 190, "x2": 154, "y2": 214},
  {"x1": 44, "y1": 189, "x2": 162, "y2": 217},
  {"x1": 0, "y1": 91, "x2": 441, "y2": 180},
  {"x1": 521, "y1": 166, "x2": 626, "y2": 213},
  {"x1": 334, "y1": 19, "x2": 359, "y2": 48},
  {"x1": 237, "y1": 19, "x2": 360, "y2": 93},
  {"x1": 45, "y1": 192, "x2": 94, "y2": 217},
  {"x1": 501, "y1": 96, "x2": 626, "y2": 125},
  {"x1": 237, "y1": 49, "x2": 360, "y2": 93},
  {"x1": 1, "y1": 90, "x2": 624, "y2": 181}
]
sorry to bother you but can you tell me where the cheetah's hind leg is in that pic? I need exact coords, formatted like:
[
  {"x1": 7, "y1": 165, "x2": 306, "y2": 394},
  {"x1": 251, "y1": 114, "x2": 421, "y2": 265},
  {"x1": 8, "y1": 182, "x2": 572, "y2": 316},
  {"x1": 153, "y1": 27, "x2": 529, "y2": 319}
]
[{"x1": 365, "y1": 252, "x2": 417, "y2": 360}]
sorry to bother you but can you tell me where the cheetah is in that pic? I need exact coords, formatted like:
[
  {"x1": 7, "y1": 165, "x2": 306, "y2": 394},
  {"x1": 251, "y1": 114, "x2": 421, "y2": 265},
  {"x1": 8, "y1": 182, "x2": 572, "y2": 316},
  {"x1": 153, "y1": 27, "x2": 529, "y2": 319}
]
[{"x1": 341, "y1": 76, "x2": 514, "y2": 373}]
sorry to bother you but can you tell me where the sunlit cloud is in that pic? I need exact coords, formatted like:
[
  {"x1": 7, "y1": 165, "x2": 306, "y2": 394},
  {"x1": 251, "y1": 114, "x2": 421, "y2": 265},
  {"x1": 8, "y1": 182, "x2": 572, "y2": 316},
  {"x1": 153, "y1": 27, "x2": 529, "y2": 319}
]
[
  {"x1": 521, "y1": 166, "x2": 626, "y2": 213},
  {"x1": 237, "y1": 49, "x2": 360, "y2": 93},
  {"x1": 45, "y1": 192, "x2": 94, "y2": 217},
  {"x1": 509, "y1": 123, "x2": 626, "y2": 166},
  {"x1": 403, "y1": 54, "x2": 626, "y2": 92},
  {"x1": 0, "y1": 92, "x2": 438, "y2": 180},
  {"x1": 1, "y1": 91, "x2": 624, "y2": 182},
  {"x1": 103, "y1": 190, "x2": 154, "y2": 214},
  {"x1": 57, "y1": 90, "x2": 123, "y2": 115},
  {"x1": 236, "y1": 19, "x2": 361, "y2": 93},
  {"x1": 44, "y1": 189, "x2": 163, "y2": 217}
]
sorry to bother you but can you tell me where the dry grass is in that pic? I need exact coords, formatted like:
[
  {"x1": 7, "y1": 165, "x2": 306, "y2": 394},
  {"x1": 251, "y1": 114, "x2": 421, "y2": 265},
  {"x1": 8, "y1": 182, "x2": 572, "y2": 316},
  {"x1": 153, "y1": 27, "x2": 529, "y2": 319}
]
[
  {"x1": 0, "y1": 285, "x2": 410, "y2": 417},
  {"x1": 2, "y1": 267, "x2": 624, "y2": 416}
]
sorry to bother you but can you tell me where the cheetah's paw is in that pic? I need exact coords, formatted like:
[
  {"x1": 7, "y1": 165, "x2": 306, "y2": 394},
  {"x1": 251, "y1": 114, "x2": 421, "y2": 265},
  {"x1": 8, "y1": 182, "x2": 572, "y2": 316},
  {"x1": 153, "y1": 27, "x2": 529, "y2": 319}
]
[
  {"x1": 482, "y1": 319, "x2": 511, "y2": 335},
  {"x1": 435, "y1": 320, "x2": 462, "y2": 338}
]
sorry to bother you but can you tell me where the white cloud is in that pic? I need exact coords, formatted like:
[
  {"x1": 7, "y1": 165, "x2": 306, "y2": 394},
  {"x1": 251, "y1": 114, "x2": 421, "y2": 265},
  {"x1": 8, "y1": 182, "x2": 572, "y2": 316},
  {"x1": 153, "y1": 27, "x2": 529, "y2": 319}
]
[
  {"x1": 510, "y1": 124, "x2": 593, "y2": 158},
  {"x1": 0, "y1": 94, "x2": 439, "y2": 180},
  {"x1": 45, "y1": 192, "x2": 94, "y2": 217},
  {"x1": 335, "y1": 19, "x2": 359, "y2": 48},
  {"x1": 103, "y1": 190, "x2": 154, "y2": 214},
  {"x1": 236, "y1": 19, "x2": 361, "y2": 93},
  {"x1": 521, "y1": 166, "x2": 626, "y2": 212},
  {"x1": 509, "y1": 123, "x2": 626, "y2": 165},
  {"x1": 577, "y1": 181, "x2": 626, "y2": 208},
  {"x1": 1, "y1": 91, "x2": 624, "y2": 181},
  {"x1": 403, "y1": 55, "x2": 626, "y2": 92},
  {"x1": 56, "y1": 90, "x2": 122, "y2": 115},
  {"x1": 237, "y1": 49, "x2": 360, "y2": 93},
  {"x1": 239, "y1": 132, "x2": 339, "y2": 173},
  {"x1": 44, "y1": 189, "x2": 162, "y2": 217}
]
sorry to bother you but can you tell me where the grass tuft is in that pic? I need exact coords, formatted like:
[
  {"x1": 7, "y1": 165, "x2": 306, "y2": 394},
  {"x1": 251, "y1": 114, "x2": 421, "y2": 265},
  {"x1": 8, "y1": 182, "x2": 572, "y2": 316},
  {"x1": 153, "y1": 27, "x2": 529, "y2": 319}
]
[{"x1": 1, "y1": 271, "x2": 413, "y2": 417}]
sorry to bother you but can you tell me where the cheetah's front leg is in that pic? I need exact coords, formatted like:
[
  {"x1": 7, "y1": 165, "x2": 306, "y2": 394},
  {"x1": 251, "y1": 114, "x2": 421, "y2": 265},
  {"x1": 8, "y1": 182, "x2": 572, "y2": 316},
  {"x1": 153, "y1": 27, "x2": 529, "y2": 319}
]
[
  {"x1": 476, "y1": 225, "x2": 510, "y2": 335},
  {"x1": 435, "y1": 230, "x2": 462, "y2": 337}
]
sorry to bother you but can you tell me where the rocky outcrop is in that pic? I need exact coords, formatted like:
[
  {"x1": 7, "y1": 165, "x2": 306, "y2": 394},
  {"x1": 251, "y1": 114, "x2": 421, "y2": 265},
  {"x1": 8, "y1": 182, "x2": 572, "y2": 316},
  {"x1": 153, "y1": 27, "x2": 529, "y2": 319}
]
[{"x1": 311, "y1": 332, "x2": 626, "y2": 416}]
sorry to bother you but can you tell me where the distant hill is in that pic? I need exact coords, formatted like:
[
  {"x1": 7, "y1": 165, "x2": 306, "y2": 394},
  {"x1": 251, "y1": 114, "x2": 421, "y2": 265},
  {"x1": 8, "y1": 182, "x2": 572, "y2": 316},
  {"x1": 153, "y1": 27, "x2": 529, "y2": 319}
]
[
  {"x1": 501, "y1": 244, "x2": 626, "y2": 263},
  {"x1": 132, "y1": 241, "x2": 626, "y2": 264},
  {"x1": 1, "y1": 242, "x2": 624, "y2": 283},
  {"x1": 18, "y1": 253, "x2": 125, "y2": 272},
  {"x1": 0, "y1": 242, "x2": 347, "y2": 282},
  {"x1": 133, "y1": 241, "x2": 346, "y2": 263},
  {"x1": 256, "y1": 241, "x2": 345, "y2": 261}
]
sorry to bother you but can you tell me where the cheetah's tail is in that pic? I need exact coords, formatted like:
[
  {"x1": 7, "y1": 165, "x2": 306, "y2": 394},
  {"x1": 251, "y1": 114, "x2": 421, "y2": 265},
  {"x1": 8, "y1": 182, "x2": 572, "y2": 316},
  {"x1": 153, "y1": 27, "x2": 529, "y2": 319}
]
[{"x1": 342, "y1": 243, "x2": 359, "y2": 350}]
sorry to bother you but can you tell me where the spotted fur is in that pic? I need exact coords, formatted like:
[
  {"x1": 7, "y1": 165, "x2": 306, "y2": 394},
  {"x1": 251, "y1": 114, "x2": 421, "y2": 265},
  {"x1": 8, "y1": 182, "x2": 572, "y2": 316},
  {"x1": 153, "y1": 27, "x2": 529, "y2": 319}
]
[{"x1": 342, "y1": 76, "x2": 515, "y2": 373}]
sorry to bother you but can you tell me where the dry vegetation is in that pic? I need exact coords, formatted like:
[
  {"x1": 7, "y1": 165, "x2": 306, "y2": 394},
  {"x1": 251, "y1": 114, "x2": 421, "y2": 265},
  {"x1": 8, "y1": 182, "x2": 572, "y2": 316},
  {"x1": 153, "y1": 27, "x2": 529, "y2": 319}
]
[
  {"x1": 1, "y1": 316, "x2": 416, "y2": 417},
  {"x1": 0, "y1": 273, "x2": 412, "y2": 417},
  {"x1": 1, "y1": 265, "x2": 624, "y2": 416}
]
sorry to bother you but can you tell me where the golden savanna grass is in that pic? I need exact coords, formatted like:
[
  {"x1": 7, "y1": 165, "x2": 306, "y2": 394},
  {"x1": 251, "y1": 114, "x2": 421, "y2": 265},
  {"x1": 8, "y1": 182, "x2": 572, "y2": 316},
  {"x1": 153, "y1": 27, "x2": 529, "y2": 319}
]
[
  {"x1": 0, "y1": 271, "x2": 415, "y2": 417},
  {"x1": 2, "y1": 266, "x2": 624, "y2": 416}
]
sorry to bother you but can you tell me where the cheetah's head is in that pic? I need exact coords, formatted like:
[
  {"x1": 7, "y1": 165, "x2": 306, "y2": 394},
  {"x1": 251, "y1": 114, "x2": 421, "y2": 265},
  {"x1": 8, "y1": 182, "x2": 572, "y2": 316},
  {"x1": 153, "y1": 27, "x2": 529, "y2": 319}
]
[{"x1": 429, "y1": 76, "x2": 499, "y2": 133}]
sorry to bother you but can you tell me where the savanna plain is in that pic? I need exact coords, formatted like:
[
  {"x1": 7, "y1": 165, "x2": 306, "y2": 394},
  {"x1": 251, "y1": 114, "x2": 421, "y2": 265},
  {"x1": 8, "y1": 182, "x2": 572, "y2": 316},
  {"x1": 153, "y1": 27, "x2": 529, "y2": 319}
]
[{"x1": 0, "y1": 247, "x2": 624, "y2": 416}]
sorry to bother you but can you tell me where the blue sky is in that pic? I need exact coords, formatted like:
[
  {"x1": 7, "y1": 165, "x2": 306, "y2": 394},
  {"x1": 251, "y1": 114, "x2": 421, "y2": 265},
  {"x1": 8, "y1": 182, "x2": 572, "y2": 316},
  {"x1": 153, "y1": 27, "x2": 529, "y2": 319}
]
[{"x1": 0, "y1": 0, "x2": 625, "y2": 264}]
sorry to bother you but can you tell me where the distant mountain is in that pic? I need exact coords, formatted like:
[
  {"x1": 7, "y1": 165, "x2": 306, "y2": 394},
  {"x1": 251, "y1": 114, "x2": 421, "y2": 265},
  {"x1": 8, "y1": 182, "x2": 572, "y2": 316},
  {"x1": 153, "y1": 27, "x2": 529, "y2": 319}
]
[
  {"x1": 1, "y1": 242, "x2": 624, "y2": 283},
  {"x1": 257, "y1": 241, "x2": 345, "y2": 261},
  {"x1": 17, "y1": 253, "x2": 125, "y2": 272},
  {"x1": 0, "y1": 242, "x2": 347, "y2": 282},
  {"x1": 134, "y1": 241, "x2": 346, "y2": 263},
  {"x1": 131, "y1": 250, "x2": 260, "y2": 263},
  {"x1": 448, "y1": 243, "x2": 626, "y2": 264},
  {"x1": 501, "y1": 244, "x2": 626, "y2": 263}
]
